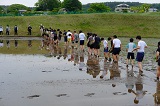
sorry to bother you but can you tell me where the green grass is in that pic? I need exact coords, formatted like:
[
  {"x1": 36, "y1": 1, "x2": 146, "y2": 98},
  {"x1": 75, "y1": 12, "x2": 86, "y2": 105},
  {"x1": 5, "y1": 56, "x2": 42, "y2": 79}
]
[{"x1": 0, "y1": 12, "x2": 160, "y2": 38}]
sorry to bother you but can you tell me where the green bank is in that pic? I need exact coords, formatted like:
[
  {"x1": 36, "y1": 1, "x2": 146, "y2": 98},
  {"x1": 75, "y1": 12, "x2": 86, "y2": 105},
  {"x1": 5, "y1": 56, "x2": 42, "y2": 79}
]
[{"x1": 0, "y1": 12, "x2": 160, "y2": 38}]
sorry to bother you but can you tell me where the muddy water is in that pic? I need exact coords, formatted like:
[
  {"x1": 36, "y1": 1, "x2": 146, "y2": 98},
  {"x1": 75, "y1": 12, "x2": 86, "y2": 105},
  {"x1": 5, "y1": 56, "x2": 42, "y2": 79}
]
[
  {"x1": 0, "y1": 38, "x2": 159, "y2": 106},
  {"x1": 0, "y1": 52, "x2": 157, "y2": 106}
]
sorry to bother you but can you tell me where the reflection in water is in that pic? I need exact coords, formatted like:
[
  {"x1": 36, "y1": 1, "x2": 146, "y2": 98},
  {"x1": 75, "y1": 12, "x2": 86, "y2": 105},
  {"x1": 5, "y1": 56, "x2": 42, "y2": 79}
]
[
  {"x1": 129, "y1": 73, "x2": 147, "y2": 104},
  {"x1": 86, "y1": 55, "x2": 100, "y2": 78},
  {"x1": 125, "y1": 68, "x2": 135, "y2": 92},
  {"x1": 110, "y1": 62, "x2": 121, "y2": 87},
  {"x1": 79, "y1": 52, "x2": 85, "y2": 70},
  {"x1": 154, "y1": 82, "x2": 160, "y2": 105},
  {"x1": 100, "y1": 59, "x2": 110, "y2": 79}
]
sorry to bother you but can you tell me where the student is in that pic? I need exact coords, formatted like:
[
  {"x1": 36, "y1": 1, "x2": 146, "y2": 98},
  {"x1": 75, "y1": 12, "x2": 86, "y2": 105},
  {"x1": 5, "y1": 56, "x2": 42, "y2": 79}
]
[
  {"x1": 28, "y1": 24, "x2": 32, "y2": 35},
  {"x1": 112, "y1": 35, "x2": 122, "y2": 63},
  {"x1": 79, "y1": 30, "x2": 86, "y2": 51},
  {"x1": 0, "y1": 25, "x2": 3, "y2": 35},
  {"x1": 133, "y1": 36, "x2": 147, "y2": 73},
  {"x1": 93, "y1": 34, "x2": 101, "y2": 57},
  {"x1": 108, "y1": 37, "x2": 113, "y2": 62},
  {"x1": 6, "y1": 25, "x2": 10, "y2": 35},
  {"x1": 14, "y1": 25, "x2": 18, "y2": 35},
  {"x1": 156, "y1": 41, "x2": 160, "y2": 80},
  {"x1": 126, "y1": 38, "x2": 136, "y2": 68},
  {"x1": 6, "y1": 25, "x2": 10, "y2": 48},
  {"x1": 101, "y1": 37, "x2": 109, "y2": 61},
  {"x1": 74, "y1": 31, "x2": 79, "y2": 49}
]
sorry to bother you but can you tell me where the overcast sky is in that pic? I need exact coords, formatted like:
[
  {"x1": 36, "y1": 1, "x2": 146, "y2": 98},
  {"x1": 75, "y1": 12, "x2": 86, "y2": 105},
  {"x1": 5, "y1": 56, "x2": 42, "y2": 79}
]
[{"x1": 0, "y1": 0, "x2": 159, "y2": 7}]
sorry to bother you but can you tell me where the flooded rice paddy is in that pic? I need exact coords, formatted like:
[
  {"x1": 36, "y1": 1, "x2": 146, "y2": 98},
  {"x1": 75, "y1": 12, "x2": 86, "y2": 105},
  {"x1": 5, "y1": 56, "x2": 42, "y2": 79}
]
[{"x1": 0, "y1": 38, "x2": 159, "y2": 106}]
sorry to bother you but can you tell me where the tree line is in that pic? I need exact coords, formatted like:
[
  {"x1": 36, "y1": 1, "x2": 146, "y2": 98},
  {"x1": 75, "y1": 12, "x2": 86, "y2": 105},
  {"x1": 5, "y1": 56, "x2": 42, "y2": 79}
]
[{"x1": 0, "y1": 1, "x2": 160, "y2": 15}]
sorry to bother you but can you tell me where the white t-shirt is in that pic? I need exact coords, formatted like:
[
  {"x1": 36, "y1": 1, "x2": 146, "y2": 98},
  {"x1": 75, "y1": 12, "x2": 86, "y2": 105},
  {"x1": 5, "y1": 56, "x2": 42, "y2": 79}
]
[
  {"x1": 79, "y1": 33, "x2": 85, "y2": 40},
  {"x1": 113, "y1": 38, "x2": 121, "y2": 48},
  {"x1": 103, "y1": 40, "x2": 108, "y2": 48},
  {"x1": 137, "y1": 40, "x2": 147, "y2": 52},
  {"x1": 66, "y1": 31, "x2": 72, "y2": 36}
]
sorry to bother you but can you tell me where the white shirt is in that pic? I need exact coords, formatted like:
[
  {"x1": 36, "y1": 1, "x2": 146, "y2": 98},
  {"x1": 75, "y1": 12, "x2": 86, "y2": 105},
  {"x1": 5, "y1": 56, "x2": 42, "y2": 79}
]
[
  {"x1": 0, "y1": 27, "x2": 3, "y2": 31},
  {"x1": 113, "y1": 38, "x2": 121, "y2": 48},
  {"x1": 103, "y1": 40, "x2": 108, "y2": 48},
  {"x1": 79, "y1": 33, "x2": 85, "y2": 40},
  {"x1": 66, "y1": 31, "x2": 72, "y2": 36},
  {"x1": 137, "y1": 40, "x2": 147, "y2": 52}
]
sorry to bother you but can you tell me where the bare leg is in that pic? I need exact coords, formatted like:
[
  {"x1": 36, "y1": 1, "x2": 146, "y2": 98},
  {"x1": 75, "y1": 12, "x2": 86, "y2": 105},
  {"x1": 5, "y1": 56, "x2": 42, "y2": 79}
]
[{"x1": 138, "y1": 62, "x2": 143, "y2": 72}]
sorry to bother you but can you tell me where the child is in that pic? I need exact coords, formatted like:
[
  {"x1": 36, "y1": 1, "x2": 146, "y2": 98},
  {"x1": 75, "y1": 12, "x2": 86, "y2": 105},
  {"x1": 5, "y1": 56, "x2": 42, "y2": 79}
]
[
  {"x1": 126, "y1": 38, "x2": 136, "y2": 68},
  {"x1": 101, "y1": 37, "x2": 109, "y2": 62}
]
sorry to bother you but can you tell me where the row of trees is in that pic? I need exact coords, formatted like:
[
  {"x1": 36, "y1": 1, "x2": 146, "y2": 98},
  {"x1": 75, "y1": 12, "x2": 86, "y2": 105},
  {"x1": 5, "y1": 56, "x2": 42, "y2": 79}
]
[
  {"x1": 0, "y1": 1, "x2": 159, "y2": 15},
  {"x1": 0, "y1": 0, "x2": 111, "y2": 15}
]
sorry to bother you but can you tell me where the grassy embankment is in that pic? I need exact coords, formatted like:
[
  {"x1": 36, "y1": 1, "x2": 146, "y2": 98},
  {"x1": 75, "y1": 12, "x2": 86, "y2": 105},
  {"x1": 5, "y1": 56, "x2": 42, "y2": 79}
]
[
  {"x1": 0, "y1": 12, "x2": 160, "y2": 37},
  {"x1": 0, "y1": 12, "x2": 160, "y2": 54}
]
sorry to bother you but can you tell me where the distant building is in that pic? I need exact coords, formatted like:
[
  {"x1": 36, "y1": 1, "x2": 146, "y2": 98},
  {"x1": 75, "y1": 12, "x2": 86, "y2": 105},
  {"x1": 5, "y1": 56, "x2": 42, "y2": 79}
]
[
  {"x1": 149, "y1": 8, "x2": 158, "y2": 12},
  {"x1": 115, "y1": 4, "x2": 130, "y2": 12}
]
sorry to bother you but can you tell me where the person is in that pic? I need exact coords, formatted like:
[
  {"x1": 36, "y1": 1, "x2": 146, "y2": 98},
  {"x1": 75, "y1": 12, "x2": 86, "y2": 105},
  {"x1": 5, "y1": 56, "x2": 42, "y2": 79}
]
[
  {"x1": 6, "y1": 25, "x2": 10, "y2": 35},
  {"x1": 74, "y1": 31, "x2": 79, "y2": 49},
  {"x1": 93, "y1": 34, "x2": 101, "y2": 57},
  {"x1": 156, "y1": 41, "x2": 160, "y2": 80},
  {"x1": 14, "y1": 25, "x2": 18, "y2": 35},
  {"x1": 0, "y1": 25, "x2": 3, "y2": 35},
  {"x1": 101, "y1": 37, "x2": 109, "y2": 61},
  {"x1": 14, "y1": 25, "x2": 18, "y2": 48},
  {"x1": 6, "y1": 25, "x2": 10, "y2": 48},
  {"x1": 79, "y1": 30, "x2": 86, "y2": 51},
  {"x1": 126, "y1": 38, "x2": 136, "y2": 68},
  {"x1": 112, "y1": 35, "x2": 122, "y2": 63},
  {"x1": 108, "y1": 37, "x2": 113, "y2": 62},
  {"x1": 28, "y1": 24, "x2": 32, "y2": 35},
  {"x1": 132, "y1": 36, "x2": 147, "y2": 73},
  {"x1": 40, "y1": 24, "x2": 44, "y2": 36}
]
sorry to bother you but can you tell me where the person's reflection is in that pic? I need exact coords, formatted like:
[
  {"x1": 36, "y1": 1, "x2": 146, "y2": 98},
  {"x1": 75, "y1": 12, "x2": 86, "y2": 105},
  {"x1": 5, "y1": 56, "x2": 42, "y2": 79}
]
[
  {"x1": 86, "y1": 56, "x2": 100, "y2": 78},
  {"x1": 63, "y1": 45, "x2": 68, "y2": 60},
  {"x1": 109, "y1": 62, "x2": 121, "y2": 87},
  {"x1": 125, "y1": 68, "x2": 135, "y2": 93},
  {"x1": 153, "y1": 82, "x2": 160, "y2": 105},
  {"x1": 57, "y1": 46, "x2": 62, "y2": 59},
  {"x1": 100, "y1": 59, "x2": 110, "y2": 79},
  {"x1": 53, "y1": 46, "x2": 58, "y2": 57},
  {"x1": 71, "y1": 47, "x2": 75, "y2": 62},
  {"x1": 79, "y1": 52, "x2": 85, "y2": 71},
  {"x1": 74, "y1": 49, "x2": 79, "y2": 66},
  {"x1": 129, "y1": 73, "x2": 147, "y2": 104},
  {"x1": 28, "y1": 40, "x2": 32, "y2": 48}
]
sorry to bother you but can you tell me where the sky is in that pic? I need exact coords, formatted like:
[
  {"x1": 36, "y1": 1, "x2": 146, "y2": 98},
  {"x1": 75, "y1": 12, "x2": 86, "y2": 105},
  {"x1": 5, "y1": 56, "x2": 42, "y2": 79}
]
[{"x1": 0, "y1": 0, "x2": 159, "y2": 7}]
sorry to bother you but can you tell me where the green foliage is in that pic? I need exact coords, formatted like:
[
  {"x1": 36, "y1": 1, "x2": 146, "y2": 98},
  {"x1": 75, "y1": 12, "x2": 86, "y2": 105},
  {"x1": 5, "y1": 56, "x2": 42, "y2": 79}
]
[
  {"x1": 88, "y1": 3, "x2": 111, "y2": 13},
  {"x1": 0, "y1": 6, "x2": 4, "y2": 13},
  {"x1": 35, "y1": 0, "x2": 61, "y2": 11},
  {"x1": 130, "y1": 3, "x2": 151, "y2": 13},
  {"x1": 7, "y1": 4, "x2": 28, "y2": 13},
  {"x1": 62, "y1": 0, "x2": 82, "y2": 11}
]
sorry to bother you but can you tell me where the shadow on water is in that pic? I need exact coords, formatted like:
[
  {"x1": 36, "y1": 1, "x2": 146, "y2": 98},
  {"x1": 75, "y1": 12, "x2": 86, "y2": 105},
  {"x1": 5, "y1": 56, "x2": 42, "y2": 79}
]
[{"x1": 0, "y1": 38, "x2": 159, "y2": 106}]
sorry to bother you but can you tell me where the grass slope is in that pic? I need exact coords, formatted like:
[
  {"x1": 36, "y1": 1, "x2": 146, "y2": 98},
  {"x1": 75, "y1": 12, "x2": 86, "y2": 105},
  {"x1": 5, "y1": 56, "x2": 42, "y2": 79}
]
[{"x1": 0, "y1": 12, "x2": 160, "y2": 37}]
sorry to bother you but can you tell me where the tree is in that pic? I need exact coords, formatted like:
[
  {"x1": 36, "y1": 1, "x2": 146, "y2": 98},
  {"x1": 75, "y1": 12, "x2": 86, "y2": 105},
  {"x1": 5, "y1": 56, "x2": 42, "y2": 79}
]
[
  {"x1": 0, "y1": 6, "x2": 4, "y2": 13},
  {"x1": 141, "y1": 4, "x2": 151, "y2": 12},
  {"x1": 62, "y1": 0, "x2": 82, "y2": 12},
  {"x1": 35, "y1": 0, "x2": 61, "y2": 11},
  {"x1": 7, "y1": 4, "x2": 28, "y2": 13},
  {"x1": 88, "y1": 3, "x2": 111, "y2": 13}
]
